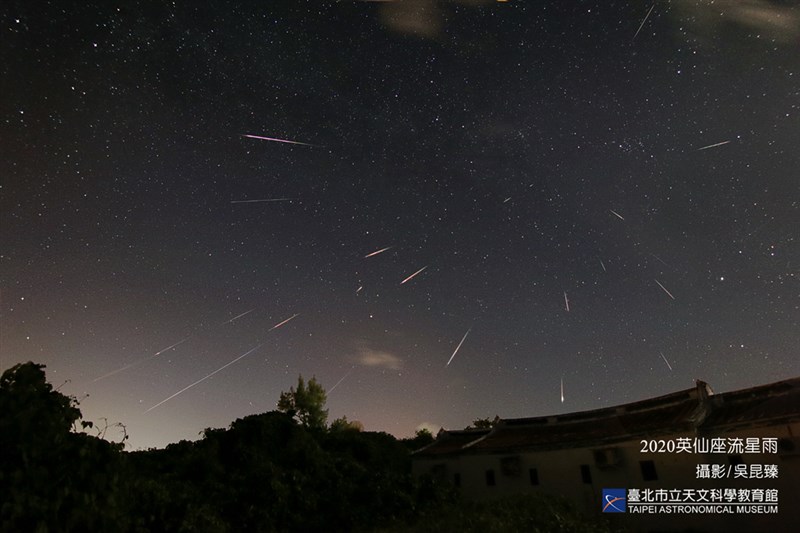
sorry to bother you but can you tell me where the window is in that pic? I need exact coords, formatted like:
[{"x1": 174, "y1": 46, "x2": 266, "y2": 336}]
[
  {"x1": 454, "y1": 473, "x2": 461, "y2": 487},
  {"x1": 640, "y1": 460, "x2": 658, "y2": 481},
  {"x1": 485, "y1": 469, "x2": 496, "y2": 486},
  {"x1": 529, "y1": 468, "x2": 539, "y2": 486},
  {"x1": 580, "y1": 464, "x2": 592, "y2": 484}
]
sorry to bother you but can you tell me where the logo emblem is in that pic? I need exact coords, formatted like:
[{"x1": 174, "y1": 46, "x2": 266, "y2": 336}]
[{"x1": 602, "y1": 488, "x2": 626, "y2": 513}]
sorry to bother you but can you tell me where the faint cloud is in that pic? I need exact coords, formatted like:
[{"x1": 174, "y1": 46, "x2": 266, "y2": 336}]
[
  {"x1": 356, "y1": 344, "x2": 404, "y2": 370},
  {"x1": 674, "y1": 0, "x2": 800, "y2": 42},
  {"x1": 379, "y1": 0, "x2": 493, "y2": 39}
]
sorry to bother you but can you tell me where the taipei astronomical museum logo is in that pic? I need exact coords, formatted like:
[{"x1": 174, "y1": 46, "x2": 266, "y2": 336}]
[{"x1": 602, "y1": 488, "x2": 627, "y2": 513}]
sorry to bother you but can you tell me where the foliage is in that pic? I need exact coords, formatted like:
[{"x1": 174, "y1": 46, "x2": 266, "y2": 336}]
[
  {"x1": 277, "y1": 374, "x2": 329, "y2": 430},
  {"x1": 330, "y1": 415, "x2": 364, "y2": 432},
  {"x1": 466, "y1": 416, "x2": 498, "y2": 430},
  {"x1": 401, "y1": 428, "x2": 435, "y2": 451},
  {"x1": 1, "y1": 362, "x2": 616, "y2": 532},
  {"x1": 0, "y1": 362, "x2": 126, "y2": 531}
]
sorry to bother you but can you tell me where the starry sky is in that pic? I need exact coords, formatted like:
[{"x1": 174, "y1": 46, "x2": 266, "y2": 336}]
[{"x1": 2, "y1": 1, "x2": 798, "y2": 450}]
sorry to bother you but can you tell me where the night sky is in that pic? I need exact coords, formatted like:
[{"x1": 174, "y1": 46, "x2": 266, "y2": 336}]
[{"x1": 2, "y1": 1, "x2": 798, "y2": 450}]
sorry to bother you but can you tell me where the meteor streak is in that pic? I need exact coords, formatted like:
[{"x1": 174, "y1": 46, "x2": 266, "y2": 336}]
[
  {"x1": 697, "y1": 140, "x2": 731, "y2": 151},
  {"x1": 221, "y1": 309, "x2": 255, "y2": 325},
  {"x1": 153, "y1": 336, "x2": 192, "y2": 356},
  {"x1": 610, "y1": 209, "x2": 625, "y2": 221},
  {"x1": 364, "y1": 246, "x2": 393, "y2": 258},
  {"x1": 446, "y1": 328, "x2": 472, "y2": 367},
  {"x1": 92, "y1": 362, "x2": 138, "y2": 383},
  {"x1": 401, "y1": 266, "x2": 428, "y2": 284},
  {"x1": 269, "y1": 313, "x2": 300, "y2": 331},
  {"x1": 660, "y1": 351, "x2": 673, "y2": 371},
  {"x1": 600, "y1": 259, "x2": 607, "y2": 272},
  {"x1": 560, "y1": 377, "x2": 565, "y2": 403},
  {"x1": 650, "y1": 253, "x2": 669, "y2": 267},
  {"x1": 564, "y1": 291, "x2": 570, "y2": 312},
  {"x1": 654, "y1": 279, "x2": 676, "y2": 300},
  {"x1": 329, "y1": 367, "x2": 354, "y2": 394},
  {"x1": 93, "y1": 336, "x2": 191, "y2": 382},
  {"x1": 231, "y1": 198, "x2": 297, "y2": 204},
  {"x1": 242, "y1": 134, "x2": 316, "y2": 146},
  {"x1": 145, "y1": 344, "x2": 263, "y2": 413},
  {"x1": 632, "y1": 4, "x2": 655, "y2": 41}
]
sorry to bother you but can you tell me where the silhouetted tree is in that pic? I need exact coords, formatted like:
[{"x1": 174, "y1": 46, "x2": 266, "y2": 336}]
[
  {"x1": 0, "y1": 362, "x2": 126, "y2": 531},
  {"x1": 402, "y1": 428, "x2": 435, "y2": 451},
  {"x1": 465, "y1": 416, "x2": 497, "y2": 430},
  {"x1": 329, "y1": 415, "x2": 363, "y2": 432},
  {"x1": 277, "y1": 374, "x2": 328, "y2": 429}
]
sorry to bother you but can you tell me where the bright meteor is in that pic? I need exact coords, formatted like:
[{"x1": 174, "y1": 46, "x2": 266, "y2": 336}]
[
  {"x1": 446, "y1": 328, "x2": 472, "y2": 367},
  {"x1": 364, "y1": 246, "x2": 393, "y2": 258},
  {"x1": 660, "y1": 351, "x2": 673, "y2": 371},
  {"x1": 221, "y1": 309, "x2": 255, "y2": 325},
  {"x1": 242, "y1": 134, "x2": 317, "y2": 146},
  {"x1": 697, "y1": 140, "x2": 731, "y2": 151},
  {"x1": 145, "y1": 344, "x2": 264, "y2": 413},
  {"x1": 654, "y1": 279, "x2": 676, "y2": 300},
  {"x1": 230, "y1": 198, "x2": 297, "y2": 204},
  {"x1": 269, "y1": 313, "x2": 300, "y2": 331},
  {"x1": 400, "y1": 266, "x2": 428, "y2": 284},
  {"x1": 93, "y1": 336, "x2": 191, "y2": 382}
]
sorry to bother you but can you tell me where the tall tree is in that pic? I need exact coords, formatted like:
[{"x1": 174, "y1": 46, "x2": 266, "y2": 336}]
[{"x1": 277, "y1": 375, "x2": 328, "y2": 429}]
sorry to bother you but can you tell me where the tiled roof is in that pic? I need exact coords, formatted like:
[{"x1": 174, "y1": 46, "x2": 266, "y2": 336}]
[
  {"x1": 414, "y1": 377, "x2": 800, "y2": 457},
  {"x1": 701, "y1": 377, "x2": 800, "y2": 430}
]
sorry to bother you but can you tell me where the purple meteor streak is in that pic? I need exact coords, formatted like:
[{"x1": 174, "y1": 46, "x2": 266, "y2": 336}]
[{"x1": 242, "y1": 134, "x2": 316, "y2": 146}]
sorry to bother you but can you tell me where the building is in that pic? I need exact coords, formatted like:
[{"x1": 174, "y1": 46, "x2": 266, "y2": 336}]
[{"x1": 412, "y1": 377, "x2": 800, "y2": 532}]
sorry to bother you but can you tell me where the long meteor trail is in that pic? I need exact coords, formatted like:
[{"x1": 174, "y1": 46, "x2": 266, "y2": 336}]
[
  {"x1": 242, "y1": 134, "x2": 317, "y2": 146},
  {"x1": 401, "y1": 266, "x2": 428, "y2": 284},
  {"x1": 632, "y1": 4, "x2": 655, "y2": 41},
  {"x1": 93, "y1": 336, "x2": 191, "y2": 382},
  {"x1": 329, "y1": 367, "x2": 354, "y2": 394},
  {"x1": 145, "y1": 344, "x2": 264, "y2": 413},
  {"x1": 269, "y1": 313, "x2": 300, "y2": 331},
  {"x1": 654, "y1": 279, "x2": 676, "y2": 300},
  {"x1": 221, "y1": 309, "x2": 255, "y2": 325},
  {"x1": 697, "y1": 140, "x2": 731, "y2": 151},
  {"x1": 660, "y1": 351, "x2": 673, "y2": 371},
  {"x1": 231, "y1": 198, "x2": 297, "y2": 204},
  {"x1": 446, "y1": 328, "x2": 472, "y2": 367},
  {"x1": 364, "y1": 246, "x2": 393, "y2": 258}
]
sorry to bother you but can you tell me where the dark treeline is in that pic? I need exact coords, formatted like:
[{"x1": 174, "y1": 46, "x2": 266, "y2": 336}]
[{"x1": 1, "y1": 363, "x2": 614, "y2": 532}]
